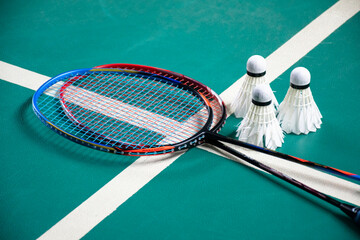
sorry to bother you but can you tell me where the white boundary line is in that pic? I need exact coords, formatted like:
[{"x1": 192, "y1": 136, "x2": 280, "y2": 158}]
[
  {"x1": 0, "y1": 0, "x2": 359, "y2": 239},
  {"x1": 0, "y1": 62, "x2": 50, "y2": 90}
]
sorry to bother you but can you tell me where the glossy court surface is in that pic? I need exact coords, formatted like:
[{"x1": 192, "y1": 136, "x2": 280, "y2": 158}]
[{"x1": 0, "y1": 0, "x2": 359, "y2": 239}]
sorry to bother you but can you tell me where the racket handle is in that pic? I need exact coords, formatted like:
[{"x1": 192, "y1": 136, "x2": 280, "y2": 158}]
[
  {"x1": 206, "y1": 132, "x2": 360, "y2": 181},
  {"x1": 208, "y1": 139, "x2": 360, "y2": 225},
  {"x1": 340, "y1": 203, "x2": 360, "y2": 225}
]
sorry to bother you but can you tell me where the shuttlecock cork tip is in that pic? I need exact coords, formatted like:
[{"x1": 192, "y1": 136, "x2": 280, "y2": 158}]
[
  {"x1": 247, "y1": 55, "x2": 266, "y2": 76},
  {"x1": 252, "y1": 84, "x2": 272, "y2": 106},
  {"x1": 290, "y1": 67, "x2": 311, "y2": 88}
]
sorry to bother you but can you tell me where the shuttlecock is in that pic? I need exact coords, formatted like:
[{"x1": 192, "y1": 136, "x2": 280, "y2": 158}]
[
  {"x1": 236, "y1": 84, "x2": 284, "y2": 150},
  {"x1": 232, "y1": 55, "x2": 279, "y2": 118},
  {"x1": 277, "y1": 67, "x2": 322, "y2": 134}
]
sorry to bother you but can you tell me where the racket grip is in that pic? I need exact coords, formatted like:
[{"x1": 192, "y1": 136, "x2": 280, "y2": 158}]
[
  {"x1": 206, "y1": 132, "x2": 360, "y2": 182},
  {"x1": 340, "y1": 203, "x2": 360, "y2": 226},
  {"x1": 340, "y1": 203, "x2": 360, "y2": 225},
  {"x1": 209, "y1": 139, "x2": 360, "y2": 225}
]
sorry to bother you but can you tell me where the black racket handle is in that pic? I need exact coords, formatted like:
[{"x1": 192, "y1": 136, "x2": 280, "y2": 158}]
[
  {"x1": 207, "y1": 139, "x2": 360, "y2": 225},
  {"x1": 206, "y1": 132, "x2": 360, "y2": 181}
]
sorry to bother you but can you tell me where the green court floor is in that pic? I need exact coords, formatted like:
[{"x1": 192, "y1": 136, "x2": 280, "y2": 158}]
[{"x1": 1, "y1": 0, "x2": 359, "y2": 239}]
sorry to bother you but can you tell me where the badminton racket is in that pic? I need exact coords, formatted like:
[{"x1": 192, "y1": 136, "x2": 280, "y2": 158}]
[
  {"x1": 94, "y1": 63, "x2": 360, "y2": 182},
  {"x1": 32, "y1": 67, "x2": 359, "y2": 225}
]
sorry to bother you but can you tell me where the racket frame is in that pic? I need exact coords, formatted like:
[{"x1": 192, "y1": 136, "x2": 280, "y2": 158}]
[{"x1": 33, "y1": 68, "x2": 215, "y2": 155}]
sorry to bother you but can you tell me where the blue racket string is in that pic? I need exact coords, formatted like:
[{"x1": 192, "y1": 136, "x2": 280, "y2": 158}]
[
  {"x1": 36, "y1": 72, "x2": 142, "y2": 145},
  {"x1": 56, "y1": 72, "x2": 115, "y2": 141},
  {"x1": 65, "y1": 72, "x2": 138, "y2": 141},
  {"x1": 133, "y1": 85, "x2": 206, "y2": 149},
  {"x1": 115, "y1": 81, "x2": 181, "y2": 149},
  {"x1": 60, "y1": 72, "x2": 114, "y2": 128},
  {"x1": 88, "y1": 74, "x2": 173, "y2": 148},
  {"x1": 63, "y1": 72, "x2": 152, "y2": 140},
  {"x1": 63, "y1": 72, "x2": 151, "y2": 146},
  {"x1": 71, "y1": 73, "x2": 190, "y2": 148},
  {"x1": 113, "y1": 75, "x2": 205, "y2": 148},
  {"x1": 69, "y1": 71, "x2": 197, "y2": 141},
  {"x1": 53, "y1": 70, "x2": 209, "y2": 150}
]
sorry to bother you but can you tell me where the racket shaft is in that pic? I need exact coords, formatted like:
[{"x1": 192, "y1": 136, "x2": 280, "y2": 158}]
[
  {"x1": 206, "y1": 132, "x2": 360, "y2": 181},
  {"x1": 207, "y1": 139, "x2": 360, "y2": 224}
]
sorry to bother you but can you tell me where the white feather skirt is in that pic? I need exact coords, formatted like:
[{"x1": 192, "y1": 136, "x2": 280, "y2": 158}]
[
  {"x1": 277, "y1": 87, "x2": 322, "y2": 134},
  {"x1": 231, "y1": 75, "x2": 279, "y2": 118},
  {"x1": 236, "y1": 104, "x2": 284, "y2": 150}
]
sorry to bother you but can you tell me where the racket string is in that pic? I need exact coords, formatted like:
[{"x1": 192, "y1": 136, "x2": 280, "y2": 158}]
[
  {"x1": 135, "y1": 85, "x2": 208, "y2": 148},
  {"x1": 38, "y1": 71, "x2": 211, "y2": 150},
  {"x1": 105, "y1": 66, "x2": 223, "y2": 130},
  {"x1": 60, "y1": 72, "x2": 117, "y2": 136},
  {"x1": 182, "y1": 80, "x2": 223, "y2": 128},
  {"x1": 101, "y1": 75, "x2": 183, "y2": 148},
  {"x1": 38, "y1": 73, "x2": 94, "y2": 126},
  {"x1": 98, "y1": 65, "x2": 224, "y2": 132},
  {"x1": 62, "y1": 72, "x2": 156, "y2": 146},
  {"x1": 70, "y1": 72, "x2": 148, "y2": 142},
  {"x1": 59, "y1": 72, "x2": 138, "y2": 143},
  {"x1": 59, "y1": 71, "x2": 209, "y2": 149},
  {"x1": 117, "y1": 79, "x2": 206, "y2": 148},
  {"x1": 103, "y1": 74, "x2": 196, "y2": 147}
]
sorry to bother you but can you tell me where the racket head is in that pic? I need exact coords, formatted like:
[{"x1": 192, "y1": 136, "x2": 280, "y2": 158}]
[
  {"x1": 95, "y1": 64, "x2": 227, "y2": 134},
  {"x1": 33, "y1": 68, "x2": 217, "y2": 155}
]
